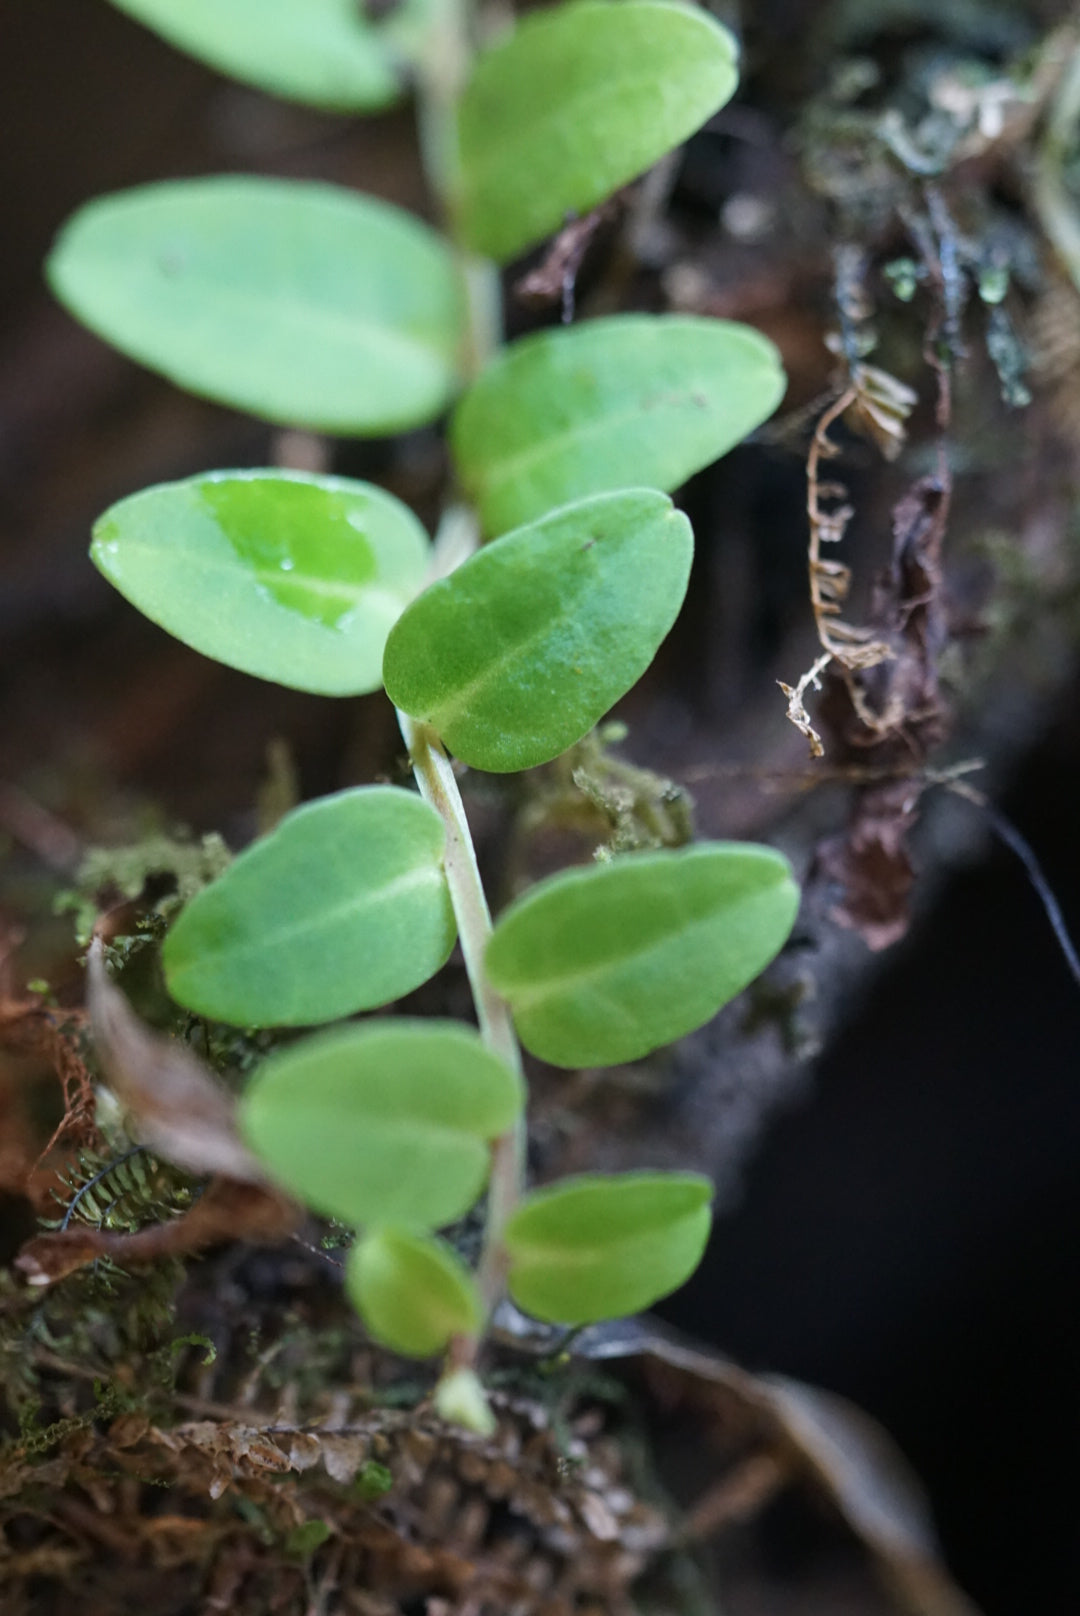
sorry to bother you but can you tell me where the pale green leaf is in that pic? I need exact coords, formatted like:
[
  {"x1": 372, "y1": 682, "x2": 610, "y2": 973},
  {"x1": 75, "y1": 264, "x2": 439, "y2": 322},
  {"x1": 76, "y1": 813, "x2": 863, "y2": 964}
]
[
  {"x1": 47, "y1": 177, "x2": 464, "y2": 433},
  {"x1": 505, "y1": 1172, "x2": 712, "y2": 1324},
  {"x1": 452, "y1": 315, "x2": 785, "y2": 535},
  {"x1": 241, "y1": 1019, "x2": 522, "y2": 1229},
  {"x1": 347, "y1": 1229, "x2": 482, "y2": 1356},
  {"x1": 486, "y1": 843, "x2": 799, "y2": 1067},
  {"x1": 92, "y1": 470, "x2": 430, "y2": 695},
  {"x1": 163, "y1": 787, "x2": 455, "y2": 1024},
  {"x1": 107, "y1": 0, "x2": 420, "y2": 112},
  {"x1": 383, "y1": 490, "x2": 692, "y2": 772},
  {"x1": 457, "y1": 0, "x2": 738, "y2": 262}
]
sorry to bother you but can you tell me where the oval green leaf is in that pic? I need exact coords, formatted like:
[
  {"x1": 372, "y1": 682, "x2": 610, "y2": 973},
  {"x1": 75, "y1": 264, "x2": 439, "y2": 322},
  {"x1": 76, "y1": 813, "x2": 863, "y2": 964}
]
[
  {"x1": 47, "y1": 176, "x2": 465, "y2": 433},
  {"x1": 452, "y1": 315, "x2": 786, "y2": 536},
  {"x1": 348, "y1": 1229, "x2": 482, "y2": 1357},
  {"x1": 163, "y1": 787, "x2": 455, "y2": 1025},
  {"x1": 383, "y1": 490, "x2": 693, "y2": 772},
  {"x1": 456, "y1": 0, "x2": 739, "y2": 262},
  {"x1": 486, "y1": 843, "x2": 800, "y2": 1067},
  {"x1": 107, "y1": 0, "x2": 415, "y2": 112},
  {"x1": 92, "y1": 470, "x2": 430, "y2": 695},
  {"x1": 505, "y1": 1172, "x2": 712, "y2": 1325},
  {"x1": 241, "y1": 1020, "x2": 523, "y2": 1229}
]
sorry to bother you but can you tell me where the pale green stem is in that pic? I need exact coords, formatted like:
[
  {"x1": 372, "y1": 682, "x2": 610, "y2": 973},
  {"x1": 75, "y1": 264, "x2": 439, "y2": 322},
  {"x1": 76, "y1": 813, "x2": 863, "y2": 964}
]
[
  {"x1": 406, "y1": 0, "x2": 521, "y2": 1344},
  {"x1": 397, "y1": 711, "x2": 526, "y2": 1326}
]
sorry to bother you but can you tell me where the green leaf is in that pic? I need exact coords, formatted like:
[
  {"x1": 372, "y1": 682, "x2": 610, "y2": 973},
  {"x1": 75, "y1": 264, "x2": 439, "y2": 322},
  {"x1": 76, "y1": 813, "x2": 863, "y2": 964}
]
[
  {"x1": 347, "y1": 1229, "x2": 482, "y2": 1357},
  {"x1": 241, "y1": 1018, "x2": 523, "y2": 1228},
  {"x1": 354, "y1": 1461, "x2": 394, "y2": 1501},
  {"x1": 285, "y1": 1520, "x2": 332, "y2": 1559},
  {"x1": 504, "y1": 1172, "x2": 712, "y2": 1324},
  {"x1": 163, "y1": 788, "x2": 455, "y2": 1025},
  {"x1": 92, "y1": 470, "x2": 430, "y2": 695},
  {"x1": 107, "y1": 0, "x2": 420, "y2": 112},
  {"x1": 47, "y1": 176, "x2": 464, "y2": 433},
  {"x1": 485, "y1": 843, "x2": 799, "y2": 1067},
  {"x1": 383, "y1": 490, "x2": 692, "y2": 772},
  {"x1": 456, "y1": 0, "x2": 739, "y2": 262},
  {"x1": 452, "y1": 315, "x2": 785, "y2": 535}
]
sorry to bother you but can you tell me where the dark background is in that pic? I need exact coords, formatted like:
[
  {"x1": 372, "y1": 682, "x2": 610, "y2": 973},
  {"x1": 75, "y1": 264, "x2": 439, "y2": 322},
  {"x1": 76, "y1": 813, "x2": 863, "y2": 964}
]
[{"x1": 663, "y1": 715, "x2": 1080, "y2": 1614}]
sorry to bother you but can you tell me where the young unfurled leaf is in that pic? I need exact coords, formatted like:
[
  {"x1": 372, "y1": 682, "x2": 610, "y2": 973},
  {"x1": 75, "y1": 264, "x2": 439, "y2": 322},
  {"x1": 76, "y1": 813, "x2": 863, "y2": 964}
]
[
  {"x1": 456, "y1": 0, "x2": 738, "y2": 262},
  {"x1": 452, "y1": 316, "x2": 786, "y2": 535},
  {"x1": 241, "y1": 1019, "x2": 523, "y2": 1229},
  {"x1": 504, "y1": 1172, "x2": 712, "y2": 1324},
  {"x1": 47, "y1": 177, "x2": 464, "y2": 433},
  {"x1": 92, "y1": 470, "x2": 430, "y2": 695},
  {"x1": 347, "y1": 1228, "x2": 482, "y2": 1357},
  {"x1": 164, "y1": 788, "x2": 455, "y2": 1025},
  {"x1": 433, "y1": 1367, "x2": 496, "y2": 1435},
  {"x1": 107, "y1": 0, "x2": 419, "y2": 113},
  {"x1": 485, "y1": 843, "x2": 799, "y2": 1067},
  {"x1": 383, "y1": 490, "x2": 692, "y2": 772}
]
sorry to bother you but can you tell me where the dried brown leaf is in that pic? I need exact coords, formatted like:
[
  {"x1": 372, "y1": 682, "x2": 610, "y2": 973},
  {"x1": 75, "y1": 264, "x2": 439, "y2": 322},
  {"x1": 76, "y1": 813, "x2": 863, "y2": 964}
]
[
  {"x1": 12, "y1": 940, "x2": 301, "y2": 1283},
  {"x1": 320, "y1": 1433, "x2": 371, "y2": 1485},
  {"x1": 816, "y1": 783, "x2": 919, "y2": 950},
  {"x1": 287, "y1": 1432, "x2": 323, "y2": 1472},
  {"x1": 86, "y1": 939, "x2": 268, "y2": 1185}
]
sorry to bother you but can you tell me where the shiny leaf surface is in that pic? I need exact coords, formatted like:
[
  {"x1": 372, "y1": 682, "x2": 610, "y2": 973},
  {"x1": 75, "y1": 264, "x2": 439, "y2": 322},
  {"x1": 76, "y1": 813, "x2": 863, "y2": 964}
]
[{"x1": 92, "y1": 470, "x2": 430, "y2": 695}]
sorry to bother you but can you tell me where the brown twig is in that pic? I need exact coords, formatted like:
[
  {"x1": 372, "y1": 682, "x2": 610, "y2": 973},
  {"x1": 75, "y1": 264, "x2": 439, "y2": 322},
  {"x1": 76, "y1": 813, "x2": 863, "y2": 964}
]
[
  {"x1": 513, "y1": 197, "x2": 623, "y2": 323},
  {"x1": 780, "y1": 386, "x2": 902, "y2": 754}
]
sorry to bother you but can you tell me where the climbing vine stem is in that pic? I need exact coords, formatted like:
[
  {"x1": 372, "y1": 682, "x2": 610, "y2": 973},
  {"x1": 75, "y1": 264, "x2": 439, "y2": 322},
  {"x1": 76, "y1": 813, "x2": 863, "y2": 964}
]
[{"x1": 397, "y1": 709, "x2": 526, "y2": 1338}]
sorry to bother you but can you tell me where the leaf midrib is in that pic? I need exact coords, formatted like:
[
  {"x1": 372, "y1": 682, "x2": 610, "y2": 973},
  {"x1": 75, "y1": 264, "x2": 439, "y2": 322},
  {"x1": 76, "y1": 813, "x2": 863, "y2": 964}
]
[
  {"x1": 176, "y1": 863, "x2": 442, "y2": 972},
  {"x1": 95, "y1": 269, "x2": 452, "y2": 367},
  {"x1": 473, "y1": 387, "x2": 725, "y2": 505},
  {"x1": 494, "y1": 890, "x2": 775, "y2": 1010},
  {"x1": 463, "y1": 50, "x2": 724, "y2": 235}
]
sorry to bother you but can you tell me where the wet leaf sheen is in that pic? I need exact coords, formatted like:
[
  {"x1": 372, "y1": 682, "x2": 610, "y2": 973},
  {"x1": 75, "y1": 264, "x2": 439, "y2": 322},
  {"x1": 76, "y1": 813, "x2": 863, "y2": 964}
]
[{"x1": 93, "y1": 470, "x2": 430, "y2": 695}]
